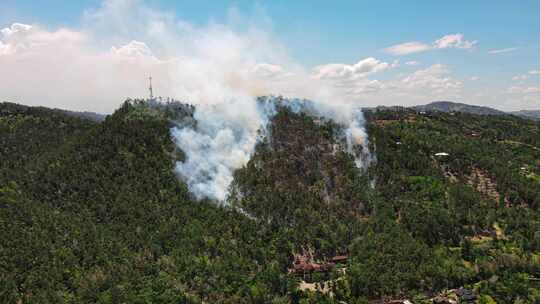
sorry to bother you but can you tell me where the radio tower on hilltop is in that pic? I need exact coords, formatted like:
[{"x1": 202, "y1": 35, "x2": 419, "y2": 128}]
[{"x1": 148, "y1": 76, "x2": 154, "y2": 100}]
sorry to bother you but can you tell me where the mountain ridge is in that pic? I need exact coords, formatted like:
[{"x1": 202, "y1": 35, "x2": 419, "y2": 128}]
[
  {"x1": 413, "y1": 101, "x2": 506, "y2": 115},
  {"x1": 413, "y1": 101, "x2": 540, "y2": 121},
  {"x1": 1, "y1": 99, "x2": 540, "y2": 303},
  {"x1": 0, "y1": 101, "x2": 106, "y2": 122}
]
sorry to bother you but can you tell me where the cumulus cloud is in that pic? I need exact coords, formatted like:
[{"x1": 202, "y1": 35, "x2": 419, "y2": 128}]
[
  {"x1": 0, "y1": 23, "x2": 176, "y2": 113},
  {"x1": 507, "y1": 85, "x2": 540, "y2": 94},
  {"x1": 433, "y1": 33, "x2": 477, "y2": 49},
  {"x1": 310, "y1": 57, "x2": 396, "y2": 97},
  {"x1": 384, "y1": 33, "x2": 476, "y2": 55},
  {"x1": 513, "y1": 74, "x2": 529, "y2": 81},
  {"x1": 308, "y1": 61, "x2": 465, "y2": 108},
  {"x1": 252, "y1": 63, "x2": 287, "y2": 78},
  {"x1": 312, "y1": 57, "x2": 391, "y2": 80},
  {"x1": 110, "y1": 40, "x2": 155, "y2": 58},
  {"x1": 511, "y1": 70, "x2": 540, "y2": 82},
  {"x1": 405, "y1": 61, "x2": 420, "y2": 66},
  {"x1": 504, "y1": 82, "x2": 540, "y2": 110},
  {"x1": 0, "y1": 23, "x2": 34, "y2": 55},
  {"x1": 401, "y1": 64, "x2": 463, "y2": 93},
  {"x1": 488, "y1": 47, "x2": 518, "y2": 54},
  {"x1": 383, "y1": 41, "x2": 431, "y2": 56}
]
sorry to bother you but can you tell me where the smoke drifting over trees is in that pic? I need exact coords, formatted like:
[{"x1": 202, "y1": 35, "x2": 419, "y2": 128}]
[
  {"x1": 0, "y1": 1, "x2": 375, "y2": 202},
  {"x1": 171, "y1": 96, "x2": 371, "y2": 201}
]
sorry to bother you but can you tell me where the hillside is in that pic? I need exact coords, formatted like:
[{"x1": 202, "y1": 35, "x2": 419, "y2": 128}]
[
  {"x1": 413, "y1": 101, "x2": 540, "y2": 121},
  {"x1": 511, "y1": 110, "x2": 540, "y2": 121},
  {"x1": 413, "y1": 101, "x2": 506, "y2": 116},
  {"x1": 0, "y1": 102, "x2": 106, "y2": 122},
  {"x1": 1, "y1": 100, "x2": 540, "y2": 303}
]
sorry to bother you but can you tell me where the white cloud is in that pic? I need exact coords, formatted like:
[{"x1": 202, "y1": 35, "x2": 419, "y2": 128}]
[
  {"x1": 383, "y1": 41, "x2": 431, "y2": 55},
  {"x1": 1, "y1": 22, "x2": 32, "y2": 37},
  {"x1": 470, "y1": 76, "x2": 479, "y2": 81},
  {"x1": 504, "y1": 84, "x2": 540, "y2": 110},
  {"x1": 488, "y1": 47, "x2": 518, "y2": 54},
  {"x1": 512, "y1": 74, "x2": 529, "y2": 81},
  {"x1": 507, "y1": 85, "x2": 540, "y2": 94},
  {"x1": 312, "y1": 57, "x2": 391, "y2": 80},
  {"x1": 309, "y1": 57, "x2": 396, "y2": 97},
  {"x1": 110, "y1": 40, "x2": 155, "y2": 58},
  {"x1": 0, "y1": 22, "x2": 173, "y2": 113},
  {"x1": 433, "y1": 33, "x2": 477, "y2": 50},
  {"x1": 384, "y1": 33, "x2": 476, "y2": 56},
  {"x1": 309, "y1": 61, "x2": 466, "y2": 107},
  {"x1": 511, "y1": 70, "x2": 540, "y2": 82},
  {"x1": 252, "y1": 63, "x2": 288, "y2": 79},
  {"x1": 401, "y1": 64, "x2": 463, "y2": 92},
  {"x1": 405, "y1": 61, "x2": 420, "y2": 66},
  {"x1": 0, "y1": 40, "x2": 6, "y2": 55},
  {"x1": 0, "y1": 23, "x2": 87, "y2": 56}
]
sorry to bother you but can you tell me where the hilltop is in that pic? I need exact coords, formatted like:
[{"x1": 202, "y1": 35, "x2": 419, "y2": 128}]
[
  {"x1": 411, "y1": 100, "x2": 540, "y2": 121},
  {"x1": 413, "y1": 101, "x2": 506, "y2": 115},
  {"x1": 510, "y1": 110, "x2": 540, "y2": 121},
  {"x1": 0, "y1": 101, "x2": 106, "y2": 122}
]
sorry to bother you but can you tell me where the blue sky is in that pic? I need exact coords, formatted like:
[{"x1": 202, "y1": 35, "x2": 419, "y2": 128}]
[{"x1": 1, "y1": 0, "x2": 539, "y2": 111}]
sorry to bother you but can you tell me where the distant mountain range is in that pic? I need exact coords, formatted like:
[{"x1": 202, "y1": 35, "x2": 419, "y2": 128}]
[
  {"x1": 59, "y1": 109, "x2": 106, "y2": 122},
  {"x1": 413, "y1": 101, "x2": 505, "y2": 115},
  {"x1": 510, "y1": 110, "x2": 540, "y2": 121},
  {"x1": 3, "y1": 100, "x2": 539, "y2": 122},
  {"x1": 412, "y1": 101, "x2": 540, "y2": 121},
  {"x1": 0, "y1": 101, "x2": 106, "y2": 122}
]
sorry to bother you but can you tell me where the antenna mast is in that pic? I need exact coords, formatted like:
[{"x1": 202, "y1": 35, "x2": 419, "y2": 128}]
[{"x1": 148, "y1": 76, "x2": 154, "y2": 100}]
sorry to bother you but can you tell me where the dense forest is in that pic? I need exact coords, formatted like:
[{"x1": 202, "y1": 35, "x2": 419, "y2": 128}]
[{"x1": 1, "y1": 99, "x2": 539, "y2": 303}]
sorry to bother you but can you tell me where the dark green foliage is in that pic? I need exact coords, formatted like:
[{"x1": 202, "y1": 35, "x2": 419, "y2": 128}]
[
  {"x1": 1, "y1": 101, "x2": 539, "y2": 303},
  {"x1": 361, "y1": 108, "x2": 540, "y2": 302},
  {"x1": 0, "y1": 101, "x2": 292, "y2": 303},
  {"x1": 231, "y1": 108, "x2": 370, "y2": 257}
]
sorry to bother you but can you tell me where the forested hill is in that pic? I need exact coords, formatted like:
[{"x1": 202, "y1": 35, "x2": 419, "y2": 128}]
[
  {"x1": 511, "y1": 110, "x2": 540, "y2": 121},
  {"x1": 413, "y1": 101, "x2": 506, "y2": 116},
  {"x1": 412, "y1": 101, "x2": 540, "y2": 121},
  {"x1": 1, "y1": 100, "x2": 540, "y2": 303}
]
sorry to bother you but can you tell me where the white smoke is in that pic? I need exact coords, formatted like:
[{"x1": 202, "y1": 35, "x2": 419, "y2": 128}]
[
  {"x1": 264, "y1": 97, "x2": 373, "y2": 169},
  {"x1": 0, "y1": 0, "x2": 373, "y2": 201},
  {"x1": 171, "y1": 97, "x2": 266, "y2": 201},
  {"x1": 171, "y1": 96, "x2": 371, "y2": 201}
]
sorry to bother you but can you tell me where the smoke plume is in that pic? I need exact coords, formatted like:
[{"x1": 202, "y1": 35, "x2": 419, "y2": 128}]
[
  {"x1": 172, "y1": 96, "x2": 371, "y2": 201},
  {"x1": 171, "y1": 97, "x2": 268, "y2": 201},
  {"x1": 0, "y1": 0, "x2": 372, "y2": 201}
]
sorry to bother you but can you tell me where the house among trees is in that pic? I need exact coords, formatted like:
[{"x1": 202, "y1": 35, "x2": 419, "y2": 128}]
[
  {"x1": 385, "y1": 300, "x2": 413, "y2": 304},
  {"x1": 330, "y1": 255, "x2": 348, "y2": 264},
  {"x1": 456, "y1": 288, "x2": 477, "y2": 303},
  {"x1": 432, "y1": 295, "x2": 457, "y2": 304},
  {"x1": 288, "y1": 251, "x2": 348, "y2": 280}
]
